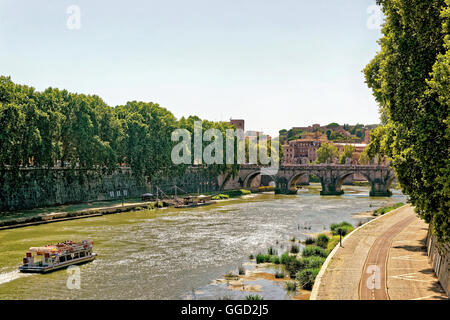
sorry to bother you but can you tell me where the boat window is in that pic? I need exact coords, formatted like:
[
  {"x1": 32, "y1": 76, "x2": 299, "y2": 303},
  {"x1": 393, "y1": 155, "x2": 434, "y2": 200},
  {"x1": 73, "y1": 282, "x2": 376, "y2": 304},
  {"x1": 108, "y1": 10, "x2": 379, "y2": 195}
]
[
  {"x1": 67, "y1": 255, "x2": 72, "y2": 261},
  {"x1": 60, "y1": 256, "x2": 66, "y2": 262},
  {"x1": 80, "y1": 252, "x2": 85, "y2": 257}
]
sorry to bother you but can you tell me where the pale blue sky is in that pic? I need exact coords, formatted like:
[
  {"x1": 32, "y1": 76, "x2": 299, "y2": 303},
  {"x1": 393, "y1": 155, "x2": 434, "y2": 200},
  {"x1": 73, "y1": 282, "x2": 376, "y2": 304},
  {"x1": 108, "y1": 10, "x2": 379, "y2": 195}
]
[{"x1": 0, "y1": 0, "x2": 383, "y2": 137}]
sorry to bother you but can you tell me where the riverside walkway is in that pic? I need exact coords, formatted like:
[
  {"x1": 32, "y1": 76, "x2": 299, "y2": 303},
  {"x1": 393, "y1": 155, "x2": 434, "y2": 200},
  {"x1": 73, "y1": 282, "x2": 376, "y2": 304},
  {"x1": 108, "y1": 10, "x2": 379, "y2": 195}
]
[{"x1": 311, "y1": 205, "x2": 447, "y2": 300}]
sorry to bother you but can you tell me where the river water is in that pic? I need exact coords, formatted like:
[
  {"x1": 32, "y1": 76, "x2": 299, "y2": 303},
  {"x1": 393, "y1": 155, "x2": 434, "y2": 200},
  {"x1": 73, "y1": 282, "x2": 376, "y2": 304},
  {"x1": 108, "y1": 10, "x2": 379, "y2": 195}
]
[{"x1": 0, "y1": 185, "x2": 406, "y2": 299}]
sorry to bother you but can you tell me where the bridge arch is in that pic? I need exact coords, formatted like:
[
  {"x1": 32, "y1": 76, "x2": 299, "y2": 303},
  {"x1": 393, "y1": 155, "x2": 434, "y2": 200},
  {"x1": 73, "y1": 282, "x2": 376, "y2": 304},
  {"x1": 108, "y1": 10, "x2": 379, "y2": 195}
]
[
  {"x1": 287, "y1": 172, "x2": 310, "y2": 191},
  {"x1": 242, "y1": 171, "x2": 277, "y2": 189}
]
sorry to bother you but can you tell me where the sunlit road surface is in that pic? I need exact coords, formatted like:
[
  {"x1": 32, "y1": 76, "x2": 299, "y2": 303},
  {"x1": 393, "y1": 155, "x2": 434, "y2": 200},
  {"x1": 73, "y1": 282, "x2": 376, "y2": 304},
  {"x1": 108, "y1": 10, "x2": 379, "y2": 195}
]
[{"x1": 314, "y1": 205, "x2": 447, "y2": 300}]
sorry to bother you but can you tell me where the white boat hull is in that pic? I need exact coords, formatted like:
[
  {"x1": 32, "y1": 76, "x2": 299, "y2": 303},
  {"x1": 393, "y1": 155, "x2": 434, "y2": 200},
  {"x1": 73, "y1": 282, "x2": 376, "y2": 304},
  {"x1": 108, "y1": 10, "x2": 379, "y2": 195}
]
[{"x1": 19, "y1": 254, "x2": 96, "y2": 273}]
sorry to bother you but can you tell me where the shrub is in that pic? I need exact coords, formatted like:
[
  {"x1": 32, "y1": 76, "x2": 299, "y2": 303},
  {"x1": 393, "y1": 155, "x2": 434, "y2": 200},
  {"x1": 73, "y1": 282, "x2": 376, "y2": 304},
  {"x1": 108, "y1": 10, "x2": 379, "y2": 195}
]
[
  {"x1": 290, "y1": 244, "x2": 300, "y2": 254},
  {"x1": 274, "y1": 271, "x2": 285, "y2": 279},
  {"x1": 222, "y1": 189, "x2": 251, "y2": 198},
  {"x1": 285, "y1": 281, "x2": 297, "y2": 291},
  {"x1": 296, "y1": 268, "x2": 320, "y2": 290},
  {"x1": 373, "y1": 202, "x2": 404, "y2": 215},
  {"x1": 212, "y1": 194, "x2": 230, "y2": 200},
  {"x1": 267, "y1": 246, "x2": 277, "y2": 255},
  {"x1": 246, "y1": 294, "x2": 264, "y2": 300},
  {"x1": 256, "y1": 254, "x2": 271, "y2": 264},
  {"x1": 330, "y1": 222, "x2": 354, "y2": 236},
  {"x1": 302, "y1": 246, "x2": 328, "y2": 258},
  {"x1": 301, "y1": 256, "x2": 325, "y2": 269},
  {"x1": 327, "y1": 235, "x2": 341, "y2": 251},
  {"x1": 280, "y1": 252, "x2": 290, "y2": 265},
  {"x1": 249, "y1": 254, "x2": 254, "y2": 260},
  {"x1": 284, "y1": 256, "x2": 303, "y2": 278},
  {"x1": 304, "y1": 237, "x2": 316, "y2": 245},
  {"x1": 271, "y1": 255, "x2": 280, "y2": 264},
  {"x1": 238, "y1": 265, "x2": 245, "y2": 275},
  {"x1": 316, "y1": 234, "x2": 329, "y2": 249}
]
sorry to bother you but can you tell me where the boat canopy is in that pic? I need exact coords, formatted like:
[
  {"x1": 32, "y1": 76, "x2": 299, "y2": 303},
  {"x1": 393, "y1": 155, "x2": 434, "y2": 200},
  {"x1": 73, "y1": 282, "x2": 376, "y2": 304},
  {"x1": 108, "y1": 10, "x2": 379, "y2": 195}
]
[{"x1": 28, "y1": 246, "x2": 58, "y2": 254}]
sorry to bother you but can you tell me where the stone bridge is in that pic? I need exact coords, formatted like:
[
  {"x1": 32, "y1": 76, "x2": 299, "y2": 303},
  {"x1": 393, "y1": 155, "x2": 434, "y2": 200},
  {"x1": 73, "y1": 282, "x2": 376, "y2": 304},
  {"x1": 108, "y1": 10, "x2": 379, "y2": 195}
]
[{"x1": 222, "y1": 164, "x2": 396, "y2": 196}]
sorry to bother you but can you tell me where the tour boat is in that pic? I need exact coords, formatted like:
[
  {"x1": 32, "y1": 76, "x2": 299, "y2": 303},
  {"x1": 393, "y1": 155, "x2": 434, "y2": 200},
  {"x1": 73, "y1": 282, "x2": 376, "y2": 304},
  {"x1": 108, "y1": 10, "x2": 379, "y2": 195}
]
[{"x1": 19, "y1": 240, "x2": 96, "y2": 273}]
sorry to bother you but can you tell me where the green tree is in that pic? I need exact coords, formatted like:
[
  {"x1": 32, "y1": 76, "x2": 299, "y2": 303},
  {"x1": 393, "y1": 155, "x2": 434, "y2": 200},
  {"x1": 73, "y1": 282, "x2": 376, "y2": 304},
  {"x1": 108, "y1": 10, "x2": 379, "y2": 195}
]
[
  {"x1": 364, "y1": 0, "x2": 449, "y2": 242},
  {"x1": 358, "y1": 149, "x2": 371, "y2": 165},
  {"x1": 339, "y1": 144, "x2": 355, "y2": 164},
  {"x1": 316, "y1": 142, "x2": 339, "y2": 164}
]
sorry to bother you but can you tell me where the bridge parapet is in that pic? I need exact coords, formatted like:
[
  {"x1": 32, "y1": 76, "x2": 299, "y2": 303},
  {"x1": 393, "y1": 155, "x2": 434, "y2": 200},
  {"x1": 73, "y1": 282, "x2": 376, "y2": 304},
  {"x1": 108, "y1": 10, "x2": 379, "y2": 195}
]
[{"x1": 235, "y1": 164, "x2": 395, "y2": 197}]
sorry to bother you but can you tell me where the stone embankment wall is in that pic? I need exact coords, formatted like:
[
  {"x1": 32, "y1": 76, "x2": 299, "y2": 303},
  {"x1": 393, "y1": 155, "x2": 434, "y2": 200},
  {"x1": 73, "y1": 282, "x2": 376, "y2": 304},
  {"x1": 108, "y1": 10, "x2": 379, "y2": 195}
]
[
  {"x1": 427, "y1": 226, "x2": 449, "y2": 296},
  {"x1": 0, "y1": 168, "x2": 149, "y2": 211},
  {"x1": 0, "y1": 167, "x2": 223, "y2": 212}
]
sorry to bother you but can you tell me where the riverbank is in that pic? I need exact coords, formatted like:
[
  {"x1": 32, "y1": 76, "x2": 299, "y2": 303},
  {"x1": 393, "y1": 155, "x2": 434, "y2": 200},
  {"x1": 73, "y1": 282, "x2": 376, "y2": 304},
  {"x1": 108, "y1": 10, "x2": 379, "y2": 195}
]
[
  {"x1": 310, "y1": 204, "x2": 447, "y2": 300},
  {"x1": 208, "y1": 201, "x2": 408, "y2": 300},
  {"x1": 0, "y1": 188, "x2": 265, "y2": 230}
]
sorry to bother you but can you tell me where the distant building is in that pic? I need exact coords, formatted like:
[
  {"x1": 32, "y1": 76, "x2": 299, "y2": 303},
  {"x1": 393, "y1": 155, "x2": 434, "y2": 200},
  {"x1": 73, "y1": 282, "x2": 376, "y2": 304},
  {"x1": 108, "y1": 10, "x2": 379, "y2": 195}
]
[
  {"x1": 364, "y1": 129, "x2": 371, "y2": 144},
  {"x1": 282, "y1": 137, "x2": 327, "y2": 164},
  {"x1": 229, "y1": 119, "x2": 245, "y2": 131}
]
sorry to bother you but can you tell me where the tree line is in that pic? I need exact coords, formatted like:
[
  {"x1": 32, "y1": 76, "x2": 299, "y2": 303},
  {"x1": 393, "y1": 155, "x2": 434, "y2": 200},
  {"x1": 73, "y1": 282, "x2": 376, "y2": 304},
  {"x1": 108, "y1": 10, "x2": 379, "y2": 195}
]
[
  {"x1": 0, "y1": 76, "x2": 238, "y2": 183},
  {"x1": 364, "y1": 0, "x2": 449, "y2": 242}
]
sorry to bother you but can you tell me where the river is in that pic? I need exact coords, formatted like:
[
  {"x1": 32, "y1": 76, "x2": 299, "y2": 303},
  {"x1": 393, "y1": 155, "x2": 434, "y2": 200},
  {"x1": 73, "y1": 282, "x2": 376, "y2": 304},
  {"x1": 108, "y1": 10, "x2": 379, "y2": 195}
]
[{"x1": 0, "y1": 184, "x2": 406, "y2": 299}]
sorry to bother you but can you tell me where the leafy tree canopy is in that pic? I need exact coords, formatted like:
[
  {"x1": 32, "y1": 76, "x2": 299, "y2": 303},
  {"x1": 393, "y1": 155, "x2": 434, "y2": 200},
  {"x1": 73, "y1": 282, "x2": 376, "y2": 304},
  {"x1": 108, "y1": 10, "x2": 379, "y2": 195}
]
[{"x1": 364, "y1": 0, "x2": 449, "y2": 242}]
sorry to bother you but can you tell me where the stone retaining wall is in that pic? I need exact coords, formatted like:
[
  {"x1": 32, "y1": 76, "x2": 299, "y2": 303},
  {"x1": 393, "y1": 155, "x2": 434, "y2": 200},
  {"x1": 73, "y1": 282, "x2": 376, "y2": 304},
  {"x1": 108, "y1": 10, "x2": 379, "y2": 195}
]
[
  {"x1": 0, "y1": 168, "x2": 149, "y2": 211},
  {"x1": 427, "y1": 226, "x2": 450, "y2": 296},
  {"x1": 0, "y1": 167, "x2": 221, "y2": 211}
]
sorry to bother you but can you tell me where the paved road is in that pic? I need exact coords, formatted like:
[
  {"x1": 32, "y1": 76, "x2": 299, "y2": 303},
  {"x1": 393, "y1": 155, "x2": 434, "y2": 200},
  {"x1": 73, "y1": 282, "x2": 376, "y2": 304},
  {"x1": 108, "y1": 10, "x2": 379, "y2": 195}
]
[
  {"x1": 312, "y1": 205, "x2": 447, "y2": 300},
  {"x1": 359, "y1": 215, "x2": 416, "y2": 299}
]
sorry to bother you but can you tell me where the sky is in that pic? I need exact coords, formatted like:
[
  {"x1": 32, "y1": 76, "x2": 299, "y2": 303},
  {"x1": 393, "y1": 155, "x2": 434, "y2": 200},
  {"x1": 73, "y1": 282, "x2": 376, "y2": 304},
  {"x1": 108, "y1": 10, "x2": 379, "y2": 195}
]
[{"x1": 0, "y1": 0, "x2": 384, "y2": 137}]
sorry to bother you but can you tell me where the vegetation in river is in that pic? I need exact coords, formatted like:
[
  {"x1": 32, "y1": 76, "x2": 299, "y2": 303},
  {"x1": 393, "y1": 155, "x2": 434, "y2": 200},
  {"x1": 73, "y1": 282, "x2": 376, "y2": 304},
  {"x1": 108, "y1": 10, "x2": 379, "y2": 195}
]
[
  {"x1": 238, "y1": 265, "x2": 245, "y2": 276},
  {"x1": 290, "y1": 244, "x2": 299, "y2": 254},
  {"x1": 301, "y1": 256, "x2": 326, "y2": 269},
  {"x1": 224, "y1": 272, "x2": 239, "y2": 280},
  {"x1": 267, "y1": 246, "x2": 277, "y2": 256},
  {"x1": 247, "y1": 221, "x2": 354, "y2": 293},
  {"x1": 211, "y1": 194, "x2": 230, "y2": 200},
  {"x1": 296, "y1": 268, "x2": 320, "y2": 290},
  {"x1": 246, "y1": 294, "x2": 264, "y2": 300},
  {"x1": 285, "y1": 281, "x2": 297, "y2": 291},
  {"x1": 330, "y1": 222, "x2": 354, "y2": 236},
  {"x1": 284, "y1": 255, "x2": 304, "y2": 278},
  {"x1": 256, "y1": 254, "x2": 272, "y2": 264},
  {"x1": 270, "y1": 255, "x2": 281, "y2": 264},
  {"x1": 327, "y1": 235, "x2": 341, "y2": 251},
  {"x1": 302, "y1": 246, "x2": 328, "y2": 258},
  {"x1": 316, "y1": 234, "x2": 330, "y2": 249},
  {"x1": 372, "y1": 202, "x2": 404, "y2": 216}
]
